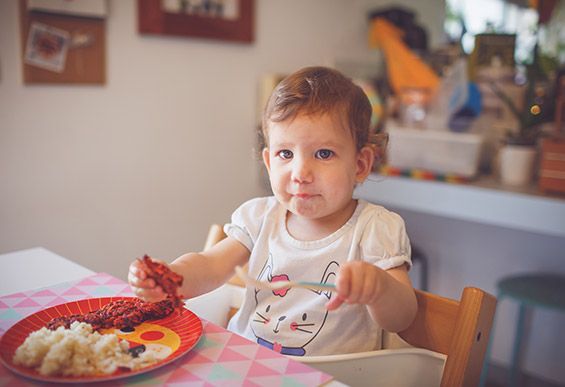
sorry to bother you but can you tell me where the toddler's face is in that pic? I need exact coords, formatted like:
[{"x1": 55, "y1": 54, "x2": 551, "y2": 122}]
[{"x1": 263, "y1": 112, "x2": 373, "y2": 224}]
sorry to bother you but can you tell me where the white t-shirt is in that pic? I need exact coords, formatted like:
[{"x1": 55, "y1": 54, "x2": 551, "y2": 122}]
[{"x1": 225, "y1": 196, "x2": 411, "y2": 356}]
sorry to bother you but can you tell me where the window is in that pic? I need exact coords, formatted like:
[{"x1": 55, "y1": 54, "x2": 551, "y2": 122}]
[{"x1": 445, "y1": 0, "x2": 538, "y2": 63}]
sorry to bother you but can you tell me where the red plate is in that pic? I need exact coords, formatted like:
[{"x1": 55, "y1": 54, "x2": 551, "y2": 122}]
[{"x1": 0, "y1": 297, "x2": 202, "y2": 383}]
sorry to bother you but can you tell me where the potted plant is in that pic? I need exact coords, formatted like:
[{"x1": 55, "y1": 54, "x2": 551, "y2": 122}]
[{"x1": 489, "y1": 46, "x2": 554, "y2": 186}]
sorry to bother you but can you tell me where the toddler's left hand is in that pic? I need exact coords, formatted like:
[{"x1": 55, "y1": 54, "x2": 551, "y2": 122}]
[{"x1": 326, "y1": 261, "x2": 386, "y2": 310}]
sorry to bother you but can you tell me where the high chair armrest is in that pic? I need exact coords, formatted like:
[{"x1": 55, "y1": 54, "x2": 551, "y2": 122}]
[{"x1": 184, "y1": 283, "x2": 245, "y2": 327}]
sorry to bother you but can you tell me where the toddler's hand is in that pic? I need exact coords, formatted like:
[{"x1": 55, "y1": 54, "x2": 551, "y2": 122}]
[
  {"x1": 128, "y1": 258, "x2": 168, "y2": 302},
  {"x1": 326, "y1": 261, "x2": 386, "y2": 311}
]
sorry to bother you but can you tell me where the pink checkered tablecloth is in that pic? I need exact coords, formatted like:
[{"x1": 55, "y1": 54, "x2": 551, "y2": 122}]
[{"x1": 0, "y1": 273, "x2": 333, "y2": 386}]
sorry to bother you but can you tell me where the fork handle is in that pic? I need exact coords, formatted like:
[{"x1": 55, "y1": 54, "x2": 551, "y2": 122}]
[{"x1": 293, "y1": 282, "x2": 336, "y2": 292}]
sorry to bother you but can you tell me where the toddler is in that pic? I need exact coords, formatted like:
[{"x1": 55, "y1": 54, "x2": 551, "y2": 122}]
[{"x1": 129, "y1": 66, "x2": 417, "y2": 356}]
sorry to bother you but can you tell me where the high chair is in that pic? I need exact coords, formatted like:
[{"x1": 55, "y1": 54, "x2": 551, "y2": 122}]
[{"x1": 186, "y1": 224, "x2": 497, "y2": 387}]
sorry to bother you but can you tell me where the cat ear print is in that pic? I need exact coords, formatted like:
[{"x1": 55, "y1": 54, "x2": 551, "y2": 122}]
[
  {"x1": 254, "y1": 254, "x2": 274, "y2": 302},
  {"x1": 257, "y1": 253, "x2": 274, "y2": 282},
  {"x1": 318, "y1": 261, "x2": 339, "y2": 299},
  {"x1": 320, "y1": 261, "x2": 339, "y2": 284}
]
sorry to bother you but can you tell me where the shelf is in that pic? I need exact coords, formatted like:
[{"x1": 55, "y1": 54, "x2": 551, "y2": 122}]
[{"x1": 354, "y1": 173, "x2": 565, "y2": 238}]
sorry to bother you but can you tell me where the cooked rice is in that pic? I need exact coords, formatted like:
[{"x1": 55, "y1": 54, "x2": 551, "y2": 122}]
[{"x1": 13, "y1": 322, "x2": 158, "y2": 377}]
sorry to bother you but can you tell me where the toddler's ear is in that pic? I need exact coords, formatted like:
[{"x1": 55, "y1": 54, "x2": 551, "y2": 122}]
[
  {"x1": 262, "y1": 147, "x2": 271, "y2": 173},
  {"x1": 355, "y1": 146, "x2": 375, "y2": 183}
]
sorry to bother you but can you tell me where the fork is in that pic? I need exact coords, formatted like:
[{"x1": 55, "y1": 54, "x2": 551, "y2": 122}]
[{"x1": 234, "y1": 266, "x2": 336, "y2": 292}]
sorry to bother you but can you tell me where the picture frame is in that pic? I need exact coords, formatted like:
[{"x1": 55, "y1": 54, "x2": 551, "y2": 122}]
[
  {"x1": 24, "y1": 22, "x2": 70, "y2": 73},
  {"x1": 19, "y1": 0, "x2": 106, "y2": 84},
  {"x1": 138, "y1": 0, "x2": 254, "y2": 43}
]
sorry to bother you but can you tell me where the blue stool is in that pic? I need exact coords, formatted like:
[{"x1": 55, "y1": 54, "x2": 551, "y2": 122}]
[{"x1": 480, "y1": 273, "x2": 565, "y2": 386}]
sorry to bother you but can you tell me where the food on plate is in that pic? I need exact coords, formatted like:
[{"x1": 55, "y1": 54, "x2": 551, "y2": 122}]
[
  {"x1": 46, "y1": 298, "x2": 176, "y2": 331},
  {"x1": 13, "y1": 255, "x2": 187, "y2": 377},
  {"x1": 137, "y1": 254, "x2": 184, "y2": 305},
  {"x1": 12, "y1": 322, "x2": 158, "y2": 377}
]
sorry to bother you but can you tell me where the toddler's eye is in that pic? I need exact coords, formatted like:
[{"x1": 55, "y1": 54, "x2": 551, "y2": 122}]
[
  {"x1": 277, "y1": 150, "x2": 293, "y2": 160},
  {"x1": 315, "y1": 149, "x2": 334, "y2": 159}
]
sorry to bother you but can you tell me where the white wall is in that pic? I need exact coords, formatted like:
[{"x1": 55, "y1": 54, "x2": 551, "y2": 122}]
[{"x1": 0, "y1": 0, "x2": 443, "y2": 279}]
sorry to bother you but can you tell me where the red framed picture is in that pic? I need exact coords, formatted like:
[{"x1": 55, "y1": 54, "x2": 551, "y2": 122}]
[{"x1": 138, "y1": 0, "x2": 254, "y2": 43}]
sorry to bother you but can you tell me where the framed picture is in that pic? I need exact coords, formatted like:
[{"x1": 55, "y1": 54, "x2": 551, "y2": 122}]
[
  {"x1": 24, "y1": 22, "x2": 70, "y2": 73},
  {"x1": 19, "y1": 0, "x2": 106, "y2": 84},
  {"x1": 138, "y1": 0, "x2": 254, "y2": 43}
]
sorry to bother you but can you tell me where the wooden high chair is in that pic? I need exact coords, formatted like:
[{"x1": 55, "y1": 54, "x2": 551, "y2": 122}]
[{"x1": 203, "y1": 224, "x2": 497, "y2": 387}]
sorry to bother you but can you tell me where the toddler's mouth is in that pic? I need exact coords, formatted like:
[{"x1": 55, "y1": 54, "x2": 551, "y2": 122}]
[{"x1": 294, "y1": 193, "x2": 315, "y2": 199}]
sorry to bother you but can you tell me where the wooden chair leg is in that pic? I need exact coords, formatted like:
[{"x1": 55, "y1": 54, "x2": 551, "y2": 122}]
[{"x1": 478, "y1": 294, "x2": 500, "y2": 387}]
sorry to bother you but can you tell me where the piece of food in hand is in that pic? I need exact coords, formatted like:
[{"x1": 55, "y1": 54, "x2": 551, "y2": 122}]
[
  {"x1": 44, "y1": 255, "x2": 183, "y2": 332},
  {"x1": 137, "y1": 254, "x2": 184, "y2": 305}
]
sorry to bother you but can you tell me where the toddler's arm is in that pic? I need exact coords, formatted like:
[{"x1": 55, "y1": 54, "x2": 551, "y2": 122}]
[
  {"x1": 128, "y1": 236, "x2": 250, "y2": 302},
  {"x1": 326, "y1": 262, "x2": 417, "y2": 332}
]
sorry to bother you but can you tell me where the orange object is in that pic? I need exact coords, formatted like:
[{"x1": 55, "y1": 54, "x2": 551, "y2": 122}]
[{"x1": 369, "y1": 18, "x2": 439, "y2": 99}]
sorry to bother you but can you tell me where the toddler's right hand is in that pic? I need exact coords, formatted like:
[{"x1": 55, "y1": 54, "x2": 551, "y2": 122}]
[{"x1": 128, "y1": 259, "x2": 167, "y2": 302}]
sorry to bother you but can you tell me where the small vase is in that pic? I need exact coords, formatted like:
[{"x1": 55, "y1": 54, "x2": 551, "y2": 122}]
[{"x1": 498, "y1": 145, "x2": 537, "y2": 187}]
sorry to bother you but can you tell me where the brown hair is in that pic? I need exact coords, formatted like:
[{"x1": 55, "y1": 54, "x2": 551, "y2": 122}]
[{"x1": 261, "y1": 66, "x2": 375, "y2": 151}]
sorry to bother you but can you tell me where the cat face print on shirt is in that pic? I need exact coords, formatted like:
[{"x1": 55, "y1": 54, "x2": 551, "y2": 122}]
[{"x1": 250, "y1": 254, "x2": 339, "y2": 356}]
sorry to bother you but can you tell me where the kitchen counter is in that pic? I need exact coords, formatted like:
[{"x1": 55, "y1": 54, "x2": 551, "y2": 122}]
[{"x1": 355, "y1": 173, "x2": 565, "y2": 238}]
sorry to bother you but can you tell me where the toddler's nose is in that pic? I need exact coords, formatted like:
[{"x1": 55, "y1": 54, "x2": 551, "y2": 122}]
[{"x1": 291, "y1": 158, "x2": 313, "y2": 183}]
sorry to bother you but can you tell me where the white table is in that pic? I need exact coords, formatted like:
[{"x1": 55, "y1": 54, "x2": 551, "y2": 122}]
[
  {"x1": 0, "y1": 247, "x2": 94, "y2": 296},
  {"x1": 0, "y1": 249, "x2": 348, "y2": 386}
]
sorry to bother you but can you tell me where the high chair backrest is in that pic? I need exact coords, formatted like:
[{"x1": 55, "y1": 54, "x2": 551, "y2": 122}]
[
  {"x1": 204, "y1": 224, "x2": 497, "y2": 387},
  {"x1": 204, "y1": 224, "x2": 245, "y2": 289}
]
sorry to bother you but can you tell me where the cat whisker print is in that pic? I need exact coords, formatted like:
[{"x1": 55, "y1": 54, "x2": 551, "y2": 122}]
[
  {"x1": 253, "y1": 311, "x2": 270, "y2": 324},
  {"x1": 290, "y1": 322, "x2": 314, "y2": 334}
]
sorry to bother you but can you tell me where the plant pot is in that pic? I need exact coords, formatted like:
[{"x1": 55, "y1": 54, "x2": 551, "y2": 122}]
[{"x1": 499, "y1": 144, "x2": 537, "y2": 187}]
